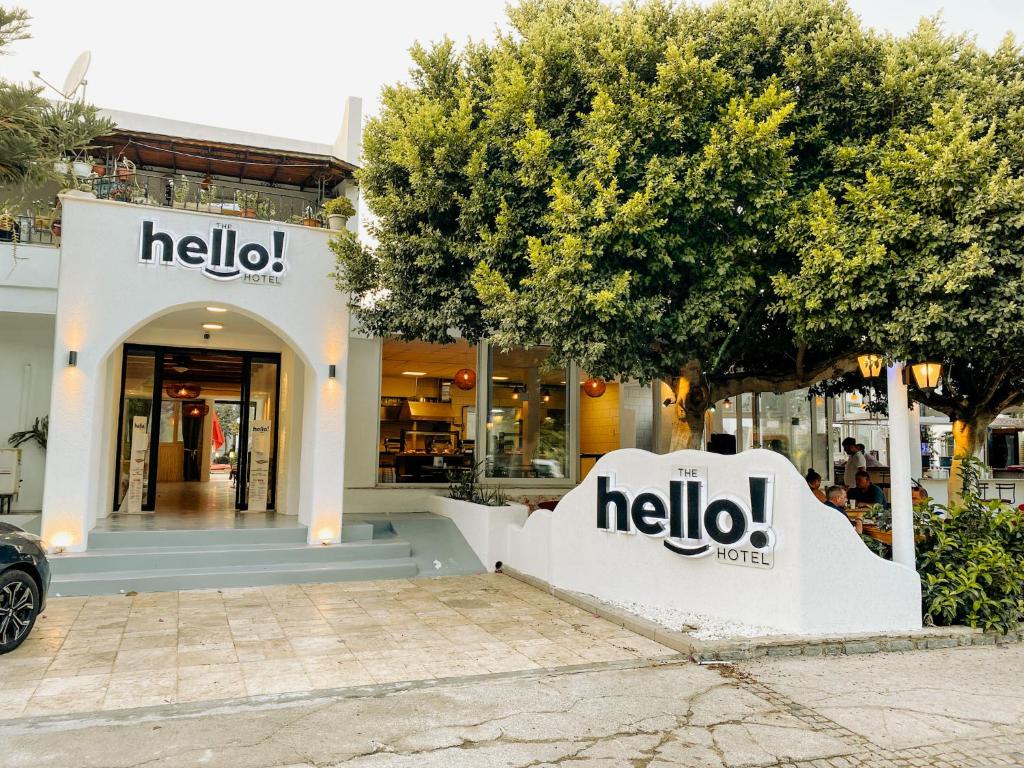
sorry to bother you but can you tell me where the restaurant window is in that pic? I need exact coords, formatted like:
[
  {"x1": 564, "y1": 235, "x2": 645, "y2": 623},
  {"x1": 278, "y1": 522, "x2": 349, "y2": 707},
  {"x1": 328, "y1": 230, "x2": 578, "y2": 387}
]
[
  {"x1": 486, "y1": 346, "x2": 569, "y2": 479},
  {"x1": 709, "y1": 389, "x2": 830, "y2": 479},
  {"x1": 579, "y1": 374, "x2": 620, "y2": 479},
  {"x1": 377, "y1": 338, "x2": 477, "y2": 484}
]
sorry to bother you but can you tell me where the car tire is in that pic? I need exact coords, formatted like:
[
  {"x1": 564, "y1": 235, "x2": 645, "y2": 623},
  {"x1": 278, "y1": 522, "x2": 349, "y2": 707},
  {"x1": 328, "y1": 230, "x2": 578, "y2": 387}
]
[{"x1": 0, "y1": 570, "x2": 40, "y2": 654}]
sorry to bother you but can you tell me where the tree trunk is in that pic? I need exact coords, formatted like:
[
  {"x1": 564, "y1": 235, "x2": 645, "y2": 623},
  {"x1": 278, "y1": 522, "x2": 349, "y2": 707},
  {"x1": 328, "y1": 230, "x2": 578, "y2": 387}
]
[
  {"x1": 948, "y1": 413, "x2": 995, "y2": 505},
  {"x1": 670, "y1": 360, "x2": 711, "y2": 451}
]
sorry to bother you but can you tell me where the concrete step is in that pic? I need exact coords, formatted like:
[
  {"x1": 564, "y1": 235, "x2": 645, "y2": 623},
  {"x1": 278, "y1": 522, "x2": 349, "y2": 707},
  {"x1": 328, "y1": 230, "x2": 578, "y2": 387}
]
[
  {"x1": 50, "y1": 557, "x2": 420, "y2": 597},
  {"x1": 49, "y1": 539, "x2": 413, "y2": 575},
  {"x1": 87, "y1": 525, "x2": 310, "y2": 549}
]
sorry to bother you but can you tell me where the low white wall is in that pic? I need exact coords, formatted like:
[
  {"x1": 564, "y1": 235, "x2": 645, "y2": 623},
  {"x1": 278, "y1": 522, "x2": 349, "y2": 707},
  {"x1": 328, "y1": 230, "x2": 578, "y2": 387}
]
[
  {"x1": 506, "y1": 448, "x2": 922, "y2": 636},
  {"x1": 426, "y1": 495, "x2": 529, "y2": 572}
]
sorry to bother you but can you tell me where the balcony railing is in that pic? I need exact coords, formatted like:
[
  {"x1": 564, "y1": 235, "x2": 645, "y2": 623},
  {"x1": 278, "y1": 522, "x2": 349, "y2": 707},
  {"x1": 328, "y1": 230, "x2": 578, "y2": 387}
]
[
  {"x1": 0, "y1": 214, "x2": 60, "y2": 247},
  {"x1": 82, "y1": 168, "x2": 329, "y2": 227}
]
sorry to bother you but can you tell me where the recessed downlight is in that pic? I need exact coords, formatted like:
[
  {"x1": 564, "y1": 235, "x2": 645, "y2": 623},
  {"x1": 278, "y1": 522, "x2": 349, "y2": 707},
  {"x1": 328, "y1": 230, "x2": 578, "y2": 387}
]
[
  {"x1": 206, "y1": 306, "x2": 228, "y2": 313},
  {"x1": 401, "y1": 371, "x2": 427, "y2": 376},
  {"x1": 202, "y1": 323, "x2": 223, "y2": 330}
]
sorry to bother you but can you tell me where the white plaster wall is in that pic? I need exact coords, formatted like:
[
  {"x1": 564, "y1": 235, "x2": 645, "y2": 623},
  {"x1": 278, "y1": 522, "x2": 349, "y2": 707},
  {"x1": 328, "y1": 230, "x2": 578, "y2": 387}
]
[
  {"x1": 426, "y1": 495, "x2": 529, "y2": 571},
  {"x1": 42, "y1": 197, "x2": 350, "y2": 550},
  {"x1": 0, "y1": 313, "x2": 55, "y2": 510},
  {"x1": 506, "y1": 448, "x2": 922, "y2": 635},
  {"x1": 0, "y1": 242, "x2": 59, "y2": 314}
]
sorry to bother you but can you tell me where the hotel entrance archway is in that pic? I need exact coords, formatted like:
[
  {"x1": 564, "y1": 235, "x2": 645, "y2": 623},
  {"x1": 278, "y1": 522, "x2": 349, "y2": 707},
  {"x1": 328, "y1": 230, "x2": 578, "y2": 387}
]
[{"x1": 113, "y1": 344, "x2": 281, "y2": 515}]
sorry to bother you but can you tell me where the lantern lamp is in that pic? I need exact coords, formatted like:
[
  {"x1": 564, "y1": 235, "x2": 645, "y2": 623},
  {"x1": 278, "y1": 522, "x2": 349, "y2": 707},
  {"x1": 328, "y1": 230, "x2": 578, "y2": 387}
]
[
  {"x1": 857, "y1": 353, "x2": 884, "y2": 379},
  {"x1": 583, "y1": 377, "x2": 607, "y2": 398},
  {"x1": 723, "y1": 397, "x2": 732, "y2": 409},
  {"x1": 909, "y1": 361, "x2": 943, "y2": 390},
  {"x1": 542, "y1": 388, "x2": 551, "y2": 403},
  {"x1": 165, "y1": 383, "x2": 201, "y2": 399},
  {"x1": 454, "y1": 368, "x2": 476, "y2": 390}
]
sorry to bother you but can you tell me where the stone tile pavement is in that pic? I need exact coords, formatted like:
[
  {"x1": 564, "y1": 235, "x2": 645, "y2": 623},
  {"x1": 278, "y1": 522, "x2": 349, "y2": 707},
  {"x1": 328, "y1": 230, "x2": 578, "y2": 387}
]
[
  {"x1": 0, "y1": 645, "x2": 1019, "y2": 767},
  {"x1": 0, "y1": 574, "x2": 674, "y2": 718}
]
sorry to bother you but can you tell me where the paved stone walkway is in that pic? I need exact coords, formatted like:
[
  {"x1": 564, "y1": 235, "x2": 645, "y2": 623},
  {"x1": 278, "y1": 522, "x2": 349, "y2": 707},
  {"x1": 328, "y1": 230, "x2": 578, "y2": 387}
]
[
  {"x1": 0, "y1": 645, "x2": 1020, "y2": 767},
  {"x1": 0, "y1": 574, "x2": 672, "y2": 718}
]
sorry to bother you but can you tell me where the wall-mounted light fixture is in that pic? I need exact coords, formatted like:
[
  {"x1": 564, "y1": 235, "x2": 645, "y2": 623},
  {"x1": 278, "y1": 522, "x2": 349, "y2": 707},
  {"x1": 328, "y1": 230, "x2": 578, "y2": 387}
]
[
  {"x1": 328, "y1": 364, "x2": 337, "y2": 379},
  {"x1": 67, "y1": 350, "x2": 77, "y2": 367}
]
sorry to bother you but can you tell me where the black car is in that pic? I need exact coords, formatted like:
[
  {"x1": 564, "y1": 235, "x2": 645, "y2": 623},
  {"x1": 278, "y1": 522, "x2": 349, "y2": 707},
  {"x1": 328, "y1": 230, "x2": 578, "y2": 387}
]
[{"x1": 0, "y1": 522, "x2": 50, "y2": 654}]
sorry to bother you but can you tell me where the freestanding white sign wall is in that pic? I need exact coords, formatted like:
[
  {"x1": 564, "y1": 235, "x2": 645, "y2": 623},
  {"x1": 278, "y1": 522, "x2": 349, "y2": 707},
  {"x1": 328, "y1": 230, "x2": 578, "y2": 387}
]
[{"x1": 506, "y1": 449, "x2": 922, "y2": 635}]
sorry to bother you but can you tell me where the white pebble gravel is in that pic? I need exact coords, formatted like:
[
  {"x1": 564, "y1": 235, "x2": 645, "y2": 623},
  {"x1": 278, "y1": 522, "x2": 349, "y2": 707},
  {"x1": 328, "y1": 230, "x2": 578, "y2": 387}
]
[{"x1": 603, "y1": 598, "x2": 785, "y2": 640}]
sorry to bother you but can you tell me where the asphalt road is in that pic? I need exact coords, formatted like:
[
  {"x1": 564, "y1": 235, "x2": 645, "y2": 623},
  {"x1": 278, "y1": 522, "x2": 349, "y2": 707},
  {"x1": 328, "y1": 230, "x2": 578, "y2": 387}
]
[{"x1": 1, "y1": 644, "x2": 1021, "y2": 768}]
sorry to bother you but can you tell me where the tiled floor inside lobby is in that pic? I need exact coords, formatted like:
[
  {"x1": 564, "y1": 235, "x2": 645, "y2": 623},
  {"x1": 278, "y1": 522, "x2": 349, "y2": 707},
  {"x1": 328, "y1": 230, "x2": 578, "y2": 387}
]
[
  {"x1": 0, "y1": 574, "x2": 675, "y2": 718},
  {"x1": 95, "y1": 475, "x2": 296, "y2": 531}
]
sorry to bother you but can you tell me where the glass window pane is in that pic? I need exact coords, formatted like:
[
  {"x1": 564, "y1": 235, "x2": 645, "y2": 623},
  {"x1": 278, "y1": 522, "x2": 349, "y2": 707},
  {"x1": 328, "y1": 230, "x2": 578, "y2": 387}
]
[
  {"x1": 486, "y1": 346, "x2": 568, "y2": 478},
  {"x1": 378, "y1": 338, "x2": 477, "y2": 484},
  {"x1": 579, "y1": 374, "x2": 619, "y2": 479}
]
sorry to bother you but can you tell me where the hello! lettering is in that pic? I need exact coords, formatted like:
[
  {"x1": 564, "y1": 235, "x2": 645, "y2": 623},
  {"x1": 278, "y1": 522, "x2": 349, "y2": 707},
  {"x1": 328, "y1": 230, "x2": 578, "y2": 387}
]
[
  {"x1": 139, "y1": 220, "x2": 287, "y2": 281},
  {"x1": 596, "y1": 470, "x2": 775, "y2": 563}
]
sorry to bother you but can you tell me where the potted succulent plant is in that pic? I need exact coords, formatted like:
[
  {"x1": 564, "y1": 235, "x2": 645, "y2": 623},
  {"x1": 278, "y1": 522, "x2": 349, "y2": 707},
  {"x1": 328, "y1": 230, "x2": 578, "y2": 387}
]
[{"x1": 322, "y1": 196, "x2": 355, "y2": 231}]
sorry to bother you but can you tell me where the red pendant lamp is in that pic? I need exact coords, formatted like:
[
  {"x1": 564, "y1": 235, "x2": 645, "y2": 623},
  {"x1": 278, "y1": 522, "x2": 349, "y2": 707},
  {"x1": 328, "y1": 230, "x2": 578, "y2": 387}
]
[
  {"x1": 454, "y1": 368, "x2": 476, "y2": 390},
  {"x1": 583, "y1": 377, "x2": 606, "y2": 398}
]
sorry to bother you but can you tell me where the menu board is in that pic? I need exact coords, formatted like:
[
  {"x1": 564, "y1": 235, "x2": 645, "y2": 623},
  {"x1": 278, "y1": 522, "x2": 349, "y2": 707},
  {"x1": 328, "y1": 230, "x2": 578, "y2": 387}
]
[
  {"x1": 118, "y1": 416, "x2": 149, "y2": 514},
  {"x1": 247, "y1": 420, "x2": 272, "y2": 512}
]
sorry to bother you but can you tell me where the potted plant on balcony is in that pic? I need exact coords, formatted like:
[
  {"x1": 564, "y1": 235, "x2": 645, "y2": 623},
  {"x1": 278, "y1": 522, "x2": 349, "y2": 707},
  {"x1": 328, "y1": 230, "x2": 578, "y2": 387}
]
[
  {"x1": 199, "y1": 184, "x2": 221, "y2": 214},
  {"x1": 173, "y1": 175, "x2": 197, "y2": 210},
  {"x1": 0, "y1": 210, "x2": 16, "y2": 242},
  {"x1": 256, "y1": 196, "x2": 276, "y2": 220},
  {"x1": 300, "y1": 205, "x2": 321, "y2": 228},
  {"x1": 91, "y1": 159, "x2": 106, "y2": 177},
  {"x1": 32, "y1": 200, "x2": 52, "y2": 232},
  {"x1": 322, "y1": 196, "x2": 355, "y2": 231},
  {"x1": 236, "y1": 190, "x2": 258, "y2": 218}
]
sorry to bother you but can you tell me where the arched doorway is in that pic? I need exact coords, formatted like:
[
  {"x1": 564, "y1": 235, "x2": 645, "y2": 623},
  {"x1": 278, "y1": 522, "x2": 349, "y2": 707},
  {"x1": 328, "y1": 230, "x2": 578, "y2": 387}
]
[{"x1": 109, "y1": 305, "x2": 297, "y2": 523}]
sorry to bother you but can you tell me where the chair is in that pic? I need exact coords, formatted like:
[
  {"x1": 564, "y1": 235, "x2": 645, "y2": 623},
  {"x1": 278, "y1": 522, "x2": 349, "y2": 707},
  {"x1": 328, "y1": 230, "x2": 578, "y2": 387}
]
[
  {"x1": 995, "y1": 482, "x2": 1016, "y2": 503},
  {"x1": 979, "y1": 481, "x2": 990, "y2": 500}
]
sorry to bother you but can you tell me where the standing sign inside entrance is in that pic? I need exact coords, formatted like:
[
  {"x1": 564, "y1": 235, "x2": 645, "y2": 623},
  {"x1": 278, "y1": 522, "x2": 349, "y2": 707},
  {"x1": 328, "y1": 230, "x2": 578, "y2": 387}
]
[
  {"x1": 118, "y1": 416, "x2": 149, "y2": 514},
  {"x1": 247, "y1": 420, "x2": 271, "y2": 512}
]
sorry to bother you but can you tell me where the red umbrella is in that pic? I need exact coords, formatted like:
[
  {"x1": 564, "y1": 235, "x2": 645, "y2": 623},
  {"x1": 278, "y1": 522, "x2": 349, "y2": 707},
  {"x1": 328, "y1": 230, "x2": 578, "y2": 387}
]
[{"x1": 211, "y1": 409, "x2": 225, "y2": 451}]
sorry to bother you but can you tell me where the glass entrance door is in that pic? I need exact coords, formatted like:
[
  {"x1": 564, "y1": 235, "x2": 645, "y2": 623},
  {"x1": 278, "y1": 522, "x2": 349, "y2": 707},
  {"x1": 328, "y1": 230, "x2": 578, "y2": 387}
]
[
  {"x1": 113, "y1": 345, "x2": 281, "y2": 514},
  {"x1": 235, "y1": 355, "x2": 280, "y2": 511}
]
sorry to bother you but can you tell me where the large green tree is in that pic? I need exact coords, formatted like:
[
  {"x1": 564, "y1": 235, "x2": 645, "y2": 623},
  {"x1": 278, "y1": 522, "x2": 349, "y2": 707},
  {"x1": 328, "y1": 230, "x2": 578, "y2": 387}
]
[
  {"x1": 775, "y1": 23, "x2": 1024, "y2": 462},
  {"x1": 333, "y1": 0, "x2": 907, "y2": 447},
  {"x1": 0, "y1": 7, "x2": 111, "y2": 194}
]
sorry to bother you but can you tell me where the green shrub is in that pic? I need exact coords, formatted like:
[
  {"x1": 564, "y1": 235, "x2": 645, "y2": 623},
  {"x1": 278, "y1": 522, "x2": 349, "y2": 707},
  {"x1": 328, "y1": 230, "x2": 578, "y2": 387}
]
[
  {"x1": 917, "y1": 459, "x2": 1024, "y2": 632},
  {"x1": 447, "y1": 461, "x2": 507, "y2": 507}
]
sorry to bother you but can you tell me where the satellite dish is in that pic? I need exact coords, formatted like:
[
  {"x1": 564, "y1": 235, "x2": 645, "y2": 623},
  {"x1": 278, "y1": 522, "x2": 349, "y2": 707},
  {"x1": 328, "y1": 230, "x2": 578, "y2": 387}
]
[
  {"x1": 61, "y1": 51, "x2": 91, "y2": 99},
  {"x1": 33, "y1": 50, "x2": 91, "y2": 100}
]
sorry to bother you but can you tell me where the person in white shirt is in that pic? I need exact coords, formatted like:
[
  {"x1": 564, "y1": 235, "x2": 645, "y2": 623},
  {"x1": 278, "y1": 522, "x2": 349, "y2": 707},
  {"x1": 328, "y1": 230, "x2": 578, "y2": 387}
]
[
  {"x1": 842, "y1": 437, "x2": 866, "y2": 487},
  {"x1": 857, "y1": 442, "x2": 882, "y2": 467}
]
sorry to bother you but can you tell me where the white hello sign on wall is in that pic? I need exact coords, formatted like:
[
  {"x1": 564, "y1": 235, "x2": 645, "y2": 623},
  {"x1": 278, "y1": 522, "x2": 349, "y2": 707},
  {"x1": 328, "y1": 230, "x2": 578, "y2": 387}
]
[
  {"x1": 504, "y1": 448, "x2": 923, "y2": 635},
  {"x1": 138, "y1": 220, "x2": 287, "y2": 284}
]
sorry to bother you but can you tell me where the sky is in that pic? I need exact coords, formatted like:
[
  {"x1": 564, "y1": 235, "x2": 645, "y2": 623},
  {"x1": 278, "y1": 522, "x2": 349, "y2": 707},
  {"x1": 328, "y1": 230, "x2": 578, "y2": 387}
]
[{"x1": 2, "y1": 1, "x2": 1021, "y2": 146}]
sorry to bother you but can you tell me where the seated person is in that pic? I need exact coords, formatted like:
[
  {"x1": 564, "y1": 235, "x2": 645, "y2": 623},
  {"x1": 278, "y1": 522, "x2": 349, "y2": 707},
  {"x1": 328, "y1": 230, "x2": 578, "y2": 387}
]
[
  {"x1": 911, "y1": 479, "x2": 928, "y2": 504},
  {"x1": 847, "y1": 469, "x2": 886, "y2": 507},
  {"x1": 824, "y1": 485, "x2": 847, "y2": 513},
  {"x1": 805, "y1": 468, "x2": 826, "y2": 502},
  {"x1": 857, "y1": 442, "x2": 882, "y2": 467},
  {"x1": 825, "y1": 485, "x2": 862, "y2": 533}
]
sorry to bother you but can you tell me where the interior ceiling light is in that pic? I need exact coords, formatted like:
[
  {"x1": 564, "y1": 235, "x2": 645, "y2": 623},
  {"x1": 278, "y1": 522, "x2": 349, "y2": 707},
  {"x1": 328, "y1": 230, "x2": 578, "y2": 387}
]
[
  {"x1": 401, "y1": 371, "x2": 427, "y2": 376},
  {"x1": 202, "y1": 323, "x2": 223, "y2": 330},
  {"x1": 491, "y1": 375, "x2": 509, "y2": 381},
  {"x1": 206, "y1": 306, "x2": 228, "y2": 313}
]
